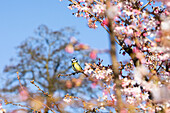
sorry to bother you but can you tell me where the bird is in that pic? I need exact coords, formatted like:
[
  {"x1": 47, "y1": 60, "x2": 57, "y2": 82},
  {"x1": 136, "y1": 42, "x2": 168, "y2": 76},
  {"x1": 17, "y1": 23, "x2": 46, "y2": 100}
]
[
  {"x1": 71, "y1": 57, "x2": 83, "y2": 72},
  {"x1": 71, "y1": 57, "x2": 88, "y2": 77}
]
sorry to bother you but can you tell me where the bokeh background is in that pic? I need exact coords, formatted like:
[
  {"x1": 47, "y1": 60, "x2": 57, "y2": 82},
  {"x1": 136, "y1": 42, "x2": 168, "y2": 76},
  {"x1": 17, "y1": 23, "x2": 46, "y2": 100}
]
[{"x1": 0, "y1": 0, "x2": 132, "y2": 111}]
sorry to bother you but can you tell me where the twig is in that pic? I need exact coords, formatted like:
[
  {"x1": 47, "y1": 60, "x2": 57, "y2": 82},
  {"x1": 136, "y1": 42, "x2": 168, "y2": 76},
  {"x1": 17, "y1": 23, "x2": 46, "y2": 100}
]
[
  {"x1": 30, "y1": 80, "x2": 62, "y2": 112},
  {"x1": 140, "y1": 0, "x2": 153, "y2": 11},
  {"x1": 58, "y1": 72, "x2": 77, "y2": 77},
  {"x1": 58, "y1": 71, "x2": 88, "y2": 78},
  {"x1": 156, "y1": 61, "x2": 163, "y2": 72},
  {"x1": 4, "y1": 99, "x2": 40, "y2": 112},
  {"x1": 17, "y1": 72, "x2": 55, "y2": 113},
  {"x1": 65, "y1": 94, "x2": 87, "y2": 110}
]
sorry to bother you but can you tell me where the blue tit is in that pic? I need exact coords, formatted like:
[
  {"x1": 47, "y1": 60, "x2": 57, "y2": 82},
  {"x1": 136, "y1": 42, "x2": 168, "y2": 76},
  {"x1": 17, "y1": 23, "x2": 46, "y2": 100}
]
[{"x1": 71, "y1": 57, "x2": 83, "y2": 72}]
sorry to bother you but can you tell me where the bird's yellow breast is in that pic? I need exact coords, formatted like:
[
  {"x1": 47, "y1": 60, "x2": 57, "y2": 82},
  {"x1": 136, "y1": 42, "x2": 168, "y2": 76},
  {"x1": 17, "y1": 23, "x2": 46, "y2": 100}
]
[{"x1": 72, "y1": 62, "x2": 83, "y2": 72}]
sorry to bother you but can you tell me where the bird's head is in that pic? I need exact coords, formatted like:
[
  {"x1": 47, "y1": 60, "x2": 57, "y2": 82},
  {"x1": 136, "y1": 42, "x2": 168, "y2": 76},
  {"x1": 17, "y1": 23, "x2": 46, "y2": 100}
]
[{"x1": 71, "y1": 57, "x2": 78, "y2": 63}]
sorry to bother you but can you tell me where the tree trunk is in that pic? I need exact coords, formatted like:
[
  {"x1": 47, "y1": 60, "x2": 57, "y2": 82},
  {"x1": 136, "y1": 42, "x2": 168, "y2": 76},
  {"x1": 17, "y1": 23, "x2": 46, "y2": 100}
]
[{"x1": 106, "y1": 0, "x2": 123, "y2": 111}]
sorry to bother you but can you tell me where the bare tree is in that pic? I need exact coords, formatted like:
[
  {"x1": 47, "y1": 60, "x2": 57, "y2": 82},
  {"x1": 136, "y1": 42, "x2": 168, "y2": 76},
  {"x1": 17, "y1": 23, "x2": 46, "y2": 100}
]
[{"x1": 2, "y1": 25, "x2": 96, "y2": 112}]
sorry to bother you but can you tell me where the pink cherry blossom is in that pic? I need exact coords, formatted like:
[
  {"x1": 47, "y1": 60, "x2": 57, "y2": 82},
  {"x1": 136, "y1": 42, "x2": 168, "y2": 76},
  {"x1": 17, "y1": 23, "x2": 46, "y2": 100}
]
[{"x1": 65, "y1": 44, "x2": 74, "y2": 53}]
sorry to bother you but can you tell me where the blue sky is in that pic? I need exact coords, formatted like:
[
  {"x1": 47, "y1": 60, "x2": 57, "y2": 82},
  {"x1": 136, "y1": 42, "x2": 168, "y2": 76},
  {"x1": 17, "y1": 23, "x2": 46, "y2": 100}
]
[{"x1": 0, "y1": 0, "x2": 116, "y2": 76}]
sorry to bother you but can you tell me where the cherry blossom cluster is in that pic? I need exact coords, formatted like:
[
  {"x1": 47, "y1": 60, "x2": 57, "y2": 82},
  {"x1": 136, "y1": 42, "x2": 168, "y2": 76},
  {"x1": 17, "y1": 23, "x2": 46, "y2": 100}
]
[
  {"x1": 84, "y1": 61, "x2": 113, "y2": 80},
  {"x1": 65, "y1": 36, "x2": 90, "y2": 54},
  {"x1": 65, "y1": 36, "x2": 108, "y2": 59},
  {"x1": 63, "y1": 0, "x2": 170, "y2": 112},
  {"x1": 63, "y1": 58, "x2": 169, "y2": 112},
  {"x1": 65, "y1": 36, "x2": 96, "y2": 59},
  {"x1": 0, "y1": 100, "x2": 6, "y2": 113},
  {"x1": 68, "y1": 0, "x2": 108, "y2": 28},
  {"x1": 67, "y1": 0, "x2": 170, "y2": 65},
  {"x1": 120, "y1": 63, "x2": 169, "y2": 112}
]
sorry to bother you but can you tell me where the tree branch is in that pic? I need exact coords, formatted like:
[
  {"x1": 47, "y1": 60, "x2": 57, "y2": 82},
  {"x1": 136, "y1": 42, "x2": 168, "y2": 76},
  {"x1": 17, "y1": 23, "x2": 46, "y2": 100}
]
[{"x1": 106, "y1": 0, "x2": 123, "y2": 111}]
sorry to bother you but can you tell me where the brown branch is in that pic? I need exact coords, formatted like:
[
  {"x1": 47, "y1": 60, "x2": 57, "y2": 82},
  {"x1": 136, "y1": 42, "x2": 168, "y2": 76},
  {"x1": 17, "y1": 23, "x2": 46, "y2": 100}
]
[
  {"x1": 54, "y1": 66, "x2": 72, "y2": 78},
  {"x1": 34, "y1": 80, "x2": 47, "y2": 89},
  {"x1": 140, "y1": 0, "x2": 153, "y2": 11},
  {"x1": 106, "y1": 0, "x2": 123, "y2": 112},
  {"x1": 58, "y1": 71, "x2": 88, "y2": 78},
  {"x1": 64, "y1": 94, "x2": 87, "y2": 110},
  {"x1": 4, "y1": 99, "x2": 40, "y2": 112},
  {"x1": 30, "y1": 80, "x2": 62, "y2": 112},
  {"x1": 156, "y1": 61, "x2": 163, "y2": 72},
  {"x1": 58, "y1": 72, "x2": 77, "y2": 77},
  {"x1": 17, "y1": 72, "x2": 55, "y2": 113}
]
